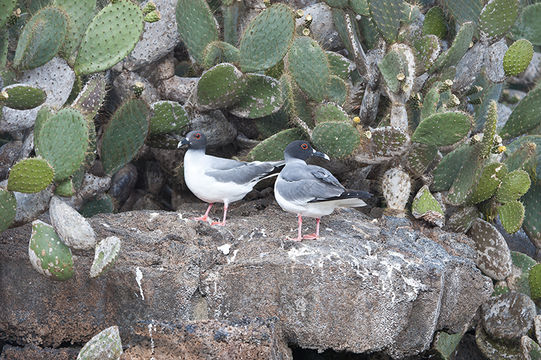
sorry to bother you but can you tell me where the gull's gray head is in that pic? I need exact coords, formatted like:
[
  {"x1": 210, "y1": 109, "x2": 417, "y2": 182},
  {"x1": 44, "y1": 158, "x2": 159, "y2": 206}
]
[
  {"x1": 178, "y1": 130, "x2": 207, "y2": 150},
  {"x1": 284, "y1": 140, "x2": 329, "y2": 162}
]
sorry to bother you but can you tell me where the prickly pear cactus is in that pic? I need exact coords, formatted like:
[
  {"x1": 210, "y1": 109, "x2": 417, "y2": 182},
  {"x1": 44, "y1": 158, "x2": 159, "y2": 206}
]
[
  {"x1": 446, "y1": 206, "x2": 479, "y2": 233},
  {"x1": 314, "y1": 103, "x2": 349, "y2": 124},
  {"x1": 382, "y1": 167, "x2": 411, "y2": 211},
  {"x1": 196, "y1": 63, "x2": 244, "y2": 110},
  {"x1": 49, "y1": 196, "x2": 96, "y2": 250},
  {"x1": 54, "y1": 0, "x2": 97, "y2": 61},
  {"x1": 28, "y1": 220, "x2": 74, "y2": 281},
  {"x1": 503, "y1": 39, "x2": 533, "y2": 76},
  {"x1": 202, "y1": 41, "x2": 240, "y2": 69},
  {"x1": 0, "y1": 189, "x2": 16, "y2": 232},
  {"x1": 430, "y1": 22, "x2": 475, "y2": 73},
  {"x1": 90, "y1": 236, "x2": 121, "y2": 278},
  {"x1": 411, "y1": 185, "x2": 444, "y2": 227},
  {"x1": 470, "y1": 162, "x2": 508, "y2": 204},
  {"x1": 422, "y1": 7, "x2": 447, "y2": 39},
  {"x1": 522, "y1": 184, "x2": 541, "y2": 246},
  {"x1": 247, "y1": 128, "x2": 306, "y2": 161},
  {"x1": 495, "y1": 169, "x2": 531, "y2": 204},
  {"x1": 469, "y1": 218, "x2": 512, "y2": 280},
  {"x1": 0, "y1": 0, "x2": 16, "y2": 28},
  {"x1": 500, "y1": 82, "x2": 541, "y2": 139},
  {"x1": 529, "y1": 263, "x2": 541, "y2": 300},
  {"x1": 77, "y1": 326, "x2": 123, "y2": 360},
  {"x1": 7, "y1": 158, "x2": 54, "y2": 194},
  {"x1": 368, "y1": 0, "x2": 404, "y2": 43},
  {"x1": 72, "y1": 74, "x2": 108, "y2": 120},
  {"x1": 311, "y1": 122, "x2": 361, "y2": 159},
  {"x1": 498, "y1": 200, "x2": 525, "y2": 234},
  {"x1": 478, "y1": 0, "x2": 519, "y2": 40},
  {"x1": 229, "y1": 74, "x2": 284, "y2": 119},
  {"x1": 149, "y1": 101, "x2": 188, "y2": 135},
  {"x1": 412, "y1": 112, "x2": 471, "y2": 147},
  {"x1": 2, "y1": 84, "x2": 46, "y2": 110}
]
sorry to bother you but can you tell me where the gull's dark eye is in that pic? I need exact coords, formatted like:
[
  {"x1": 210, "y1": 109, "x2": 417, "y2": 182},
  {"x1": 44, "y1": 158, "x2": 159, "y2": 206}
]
[
  {"x1": 301, "y1": 143, "x2": 308, "y2": 150},
  {"x1": 194, "y1": 133, "x2": 201, "y2": 139}
]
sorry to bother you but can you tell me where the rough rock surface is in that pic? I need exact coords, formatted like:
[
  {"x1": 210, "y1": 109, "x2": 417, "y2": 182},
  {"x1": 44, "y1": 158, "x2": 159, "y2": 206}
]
[
  {"x1": 0, "y1": 344, "x2": 79, "y2": 360},
  {"x1": 481, "y1": 291, "x2": 536, "y2": 342},
  {"x1": 0, "y1": 202, "x2": 492, "y2": 358}
]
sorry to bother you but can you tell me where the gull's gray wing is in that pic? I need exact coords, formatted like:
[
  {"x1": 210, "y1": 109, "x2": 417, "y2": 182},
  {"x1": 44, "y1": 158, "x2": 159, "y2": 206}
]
[
  {"x1": 276, "y1": 163, "x2": 345, "y2": 204},
  {"x1": 205, "y1": 156, "x2": 284, "y2": 184}
]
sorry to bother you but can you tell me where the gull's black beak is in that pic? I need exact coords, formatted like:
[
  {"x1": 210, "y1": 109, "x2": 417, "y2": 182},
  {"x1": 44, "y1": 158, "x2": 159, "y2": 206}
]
[
  {"x1": 177, "y1": 137, "x2": 190, "y2": 148},
  {"x1": 312, "y1": 148, "x2": 330, "y2": 161}
]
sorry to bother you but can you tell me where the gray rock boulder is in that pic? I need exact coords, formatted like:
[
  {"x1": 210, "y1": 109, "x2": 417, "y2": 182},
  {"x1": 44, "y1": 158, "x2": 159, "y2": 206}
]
[{"x1": 0, "y1": 203, "x2": 492, "y2": 359}]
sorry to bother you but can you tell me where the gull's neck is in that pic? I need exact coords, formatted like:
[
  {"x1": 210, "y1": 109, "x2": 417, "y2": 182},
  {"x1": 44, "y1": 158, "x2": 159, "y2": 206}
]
[{"x1": 284, "y1": 156, "x2": 306, "y2": 164}]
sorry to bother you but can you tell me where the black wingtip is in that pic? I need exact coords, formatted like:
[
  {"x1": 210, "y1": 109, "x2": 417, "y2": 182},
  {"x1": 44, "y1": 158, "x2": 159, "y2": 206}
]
[{"x1": 341, "y1": 190, "x2": 373, "y2": 200}]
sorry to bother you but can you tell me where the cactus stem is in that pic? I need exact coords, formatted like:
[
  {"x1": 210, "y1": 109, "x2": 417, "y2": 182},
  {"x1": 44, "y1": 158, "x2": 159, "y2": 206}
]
[
  {"x1": 345, "y1": 13, "x2": 369, "y2": 84},
  {"x1": 390, "y1": 102, "x2": 408, "y2": 131}
]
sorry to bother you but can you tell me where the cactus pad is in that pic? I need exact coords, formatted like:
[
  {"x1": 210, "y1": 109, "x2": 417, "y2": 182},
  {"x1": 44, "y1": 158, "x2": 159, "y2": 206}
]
[
  {"x1": 311, "y1": 122, "x2": 361, "y2": 159},
  {"x1": 432, "y1": 144, "x2": 474, "y2": 192},
  {"x1": 422, "y1": 7, "x2": 447, "y2": 39},
  {"x1": 411, "y1": 185, "x2": 444, "y2": 227},
  {"x1": 529, "y1": 263, "x2": 541, "y2": 300},
  {"x1": 149, "y1": 101, "x2": 188, "y2": 135},
  {"x1": 0, "y1": 189, "x2": 16, "y2": 232},
  {"x1": 413, "y1": 35, "x2": 441, "y2": 75},
  {"x1": 55, "y1": 179, "x2": 75, "y2": 197},
  {"x1": 368, "y1": 0, "x2": 404, "y2": 43},
  {"x1": 287, "y1": 36, "x2": 330, "y2": 102},
  {"x1": 504, "y1": 141, "x2": 537, "y2": 173},
  {"x1": 371, "y1": 126, "x2": 410, "y2": 157},
  {"x1": 0, "y1": 0, "x2": 16, "y2": 28},
  {"x1": 28, "y1": 220, "x2": 74, "y2": 281},
  {"x1": 378, "y1": 49, "x2": 408, "y2": 94},
  {"x1": 503, "y1": 39, "x2": 534, "y2": 77},
  {"x1": 469, "y1": 218, "x2": 512, "y2": 280},
  {"x1": 327, "y1": 76, "x2": 348, "y2": 106},
  {"x1": 72, "y1": 74, "x2": 108, "y2": 120},
  {"x1": 479, "y1": 0, "x2": 519, "y2": 40},
  {"x1": 80, "y1": 195, "x2": 114, "y2": 218},
  {"x1": 314, "y1": 103, "x2": 349, "y2": 124},
  {"x1": 49, "y1": 196, "x2": 96, "y2": 250},
  {"x1": 430, "y1": 22, "x2": 475, "y2": 73},
  {"x1": 501, "y1": 82, "x2": 541, "y2": 139},
  {"x1": 470, "y1": 162, "x2": 508, "y2": 204},
  {"x1": 382, "y1": 167, "x2": 411, "y2": 211},
  {"x1": 202, "y1": 41, "x2": 240, "y2": 69},
  {"x1": 349, "y1": 0, "x2": 369, "y2": 16},
  {"x1": 196, "y1": 63, "x2": 245, "y2": 110},
  {"x1": 254, "y1": 111, "x2": 289, "y2": 139},
  {"x1": 74, "y1": 0, "x2": 144, "y2": 75},
  {"x1": 100, "y1": 99, "x2": 149, "y2": 175},
  {"x1": 523, "y1": 184, "x2": 541, "y2": 246},
  {"x1": 447, "y1": 145, "x2": 484, "y2": 206},
  {"x1": 229, "y1": 74, "x2": 284, "y2": 118},
  {"x1": 7, "y1": 158, "x2": 54, "y2": 194},
  {"x1": 324, "y1": 0, "x2": 348, "y2": 7},
  {"x1": 511, "y1": 3, "x2": 541, "y2": 46},
  {"x1": 420, "y1": 84, "x2": 440, "y2": 120},
  {"x1": 446, "y1": 206, "x2": 479, "y2": 233},
  {"x1": 495, "y1": 169, "x2": 531, "y2": 203},
  {"x1": 498, "y1": 200, "x2": 525, "y2": 234},
  {"x1": 247, "y1": 128, "x2": 305, "y2": 161},
  {"x1": 54, "y1": 0, "x2": 97, "y2": 61},
  {"x1": 441, "y1": 0, "x2": 483, "y2": 28},
  {"x1": 412, "y1": 112, "x2": 471, "y2": 147},
  {"x1": 239, "y1": 4, "x2": 295, "y2": 72},
  {"x1": 35, "y1": 108, "x2": 89, "y2": 182},
  {"x1": 2, "y1": 84, "x2": 46, "y2": 110},
  {"x1": 405, "y1": 142, "x2": 437, "y2": 176},
  {"x1": 480, "y1": 101, "x2": 498, "y2": 159},
  {"x1": 13, "y1": 7, "x2": 68, "y2": 70},
  {"x1": 90, "y1": 236, "x2": 121, "y2": 278},
  {"x1": 327, "y1": 51, "x2": 355, "y2": 80},
  {"x1": 77, "y1": 326, "x2": 123, "y2": 360},
  {"x1": 510, "y1": 251, "x2": 536, "y2": 296}
]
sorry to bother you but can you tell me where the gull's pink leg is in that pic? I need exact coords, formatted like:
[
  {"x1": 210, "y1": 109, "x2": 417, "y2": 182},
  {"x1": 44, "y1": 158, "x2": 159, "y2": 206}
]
[
  {"x1": 192, "y1": 203, "x2": 213, "y2": 222},
  {"x1": 287, "y1": 214, "x2": 303, "y2": 241},
  {"x1": 211, "y1": 204, "x2": 228, "y2": 226},
  {"x1": 302, "y1": 218, "x2": 320, "y2": 240}
]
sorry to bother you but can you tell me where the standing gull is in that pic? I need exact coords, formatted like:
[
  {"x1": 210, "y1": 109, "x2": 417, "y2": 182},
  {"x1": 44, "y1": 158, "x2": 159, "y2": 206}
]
[
  {"x1": 275, "y1": 140, "x2": 372, "y2": 241},
  {"x1": 179, "y1": 131, "x2": 283, "y2": 226}
]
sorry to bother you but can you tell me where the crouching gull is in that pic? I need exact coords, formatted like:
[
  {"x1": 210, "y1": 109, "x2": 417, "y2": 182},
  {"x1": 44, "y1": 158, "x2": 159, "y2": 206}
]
[
  {"x1": 275, "y1": 140, "x2": 373, "y2": 241},
  {"x1": 178, "y1": 131, "x2": 284, "y2": 226}
]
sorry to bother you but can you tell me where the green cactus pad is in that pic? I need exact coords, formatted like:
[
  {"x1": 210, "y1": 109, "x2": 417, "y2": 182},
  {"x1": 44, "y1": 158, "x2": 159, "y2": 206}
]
[
  {"x1": 202, "y1": 41, "x2": 240, "y2": 69},
  {"x1": 287, "y1": 36, "x2": 331, "y2": 103},
  {"x1": 503, "y1": 39, "x2": 534, "y2": 77},
  {"x1": 378, "y1": 49, "x2": 408, "y2": 94},
  {"x1": 446, "y1": 206, "x2": 479, "y2": 233},
  {"x1": 196, "y1": 63, "x2": 245, "y2": 110},
  {"x1": 254, "y1": 111, "x2": 289, "y2": 139},
  {"x1": 495, "y1": 169, "x2": 531, "y2": 203},
  {"x1": 222, "y1": 1, "x2": 241, "y2": 45},
  {"x1": 498, "y1": 200, "x2": 525, "y2": 234},
  {"x1": 510, "y1": 251, "x2": 536, "y2": 297},
  {"x1": 239, "y1": 4, "x2": 295, "y2": 73},
  {"x1": 247, "y1": 128, "x2": 305, "y2": 161},
  {"x1": 311, "y1": 122, "x2": 360, "y2": 159},
  {"x1": 77, "y1": 326, "x2": 123, "y2": 360},
  {"x1": 523, "y1": 184, "x2": 541, "y2": 245},
  {"x1": 504, "y1": 141, "x2": 537, "y2": 173},
  {"x1": 501, "y1": 82, "x2": 541, "y2": 139},
  {"x1": 55, "y1": 178, "x2": 75, "y2": 197},
  {"x1": 430, "y1": 22, "x2": 475, "y2": 73},
  {"x1": 349, "y1": 0, "x2": 369, "y2": 16},
  {"x1": 371, "y1": 126, "x2": 410, "y2": 157},
  {"x1": 0, "y1": 189, "x2": 16, "y2": 232},
  {"x1": 79, "y1": 195, "x2": 115, "y2": 218},
  {"x1": 33, "y1": 107, "x2": 53, "y2": 150},
  {"x1": 327, "y1": 76, "x2": 348, "y2": 106},
  {"x1": 470, "y1": 162, "x2": 508, "y2": 204},
  {"x1": 7, "y1": 158, "x2": 54, "y2": 194},
  {"x1": 412, "y1": 112, "x2": 471, "y2": 147},
  {"x1": 35, "y1": 108, "x2": 89, "y2": 182},
  {"x1": 149, "y1": 101, "x2": 188, "y2": 136},
  {"x1": 413, "y1": 35, "x2": 441, "y2": 75},
  {"x1": 2, "y1": 84, "x2": 46, "y2": 110},
  {"x1": 423, "y1": 7, "x2": 447, "y2": 39},
  {"x1": 447, "y1": 145, "x2": 484, "y2": 206},
  {"x1": 368, "y1": 0, "x2": 404, "y2": 43},
  {"x1": 229, "y1": 74, "x2": 284, "y2": 119},
  {"x1": 432, "y1": 332, "x2": 463, "y2": 360},
  {"x1": 480, "y1": 101, "x2": 498, "y2": 159},
  {"x1": 479, "y1": 0, "x2": 519, "y2": 40},
  {"x1": 529, "y1": 263, "x2": 541, "y2": 300},
  {"x1": 13, "y1": 6, "x2": 68, "y2": 70},
  {"x1": 90, "y1": 236, "x2": 121, "y2": 278},
  {"x1": 0, "y1": 0, "x2": 16, "y2": 28},
  {"x1": 511, "y1": 3, "x2": 541, "y2": 46},
  {"x1": 411, "y1": 185, "x2": 444, "y2": 227},
  {"x1": 324, "y1": 0, "x2": 348, "y2": 7},
  {"x1": 441, "y1": 0, "x2": 483, "y2": 27},
  {"x1": 405, "y1": 142, "x2": 438, "y2": 176},
  {"x1": 54, "y1": 0, "x2": 97, "y2": 61},
  {"x1": 327, "y1": 51, "x2": 354, "y2": 80},
  {"x1": 314, "y1": 103, "x2": 349, "y2": 124},
  {"x1": 432, "y1": 144, "x2": 473, "y2": 192},
  {"x1": 100, "y1": 99, "x2": 149, "y2": 175},
  {"x1": 72, "y1": 74, "x2": 108, "y2": 120},
  {"x1": 28, "y1": 220, "x2": 74, "y2": 281},
  {"x1": 420, "y1": 83, "x2": 440, "y2": 120},
  {"x1": 74, "y1": 0, "x2": 144, "y2": 75}
]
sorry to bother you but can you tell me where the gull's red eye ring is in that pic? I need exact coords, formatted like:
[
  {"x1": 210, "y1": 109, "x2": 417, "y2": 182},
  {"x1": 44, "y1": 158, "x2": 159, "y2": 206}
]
[
  {"x1": 194, "y1": 133, "x2": 201, "y2": 139},
  {"x1": 301, "y1": 143, "x2": 308, "y2": 150}
]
